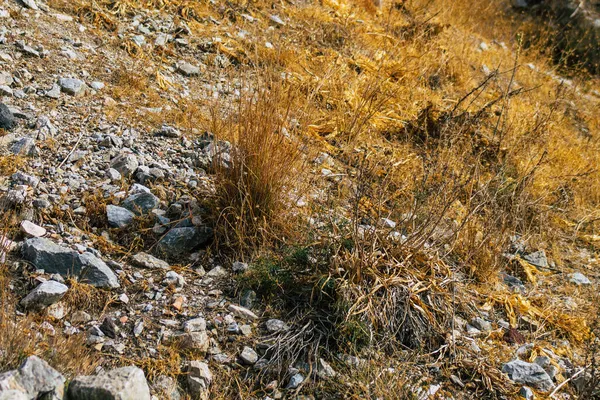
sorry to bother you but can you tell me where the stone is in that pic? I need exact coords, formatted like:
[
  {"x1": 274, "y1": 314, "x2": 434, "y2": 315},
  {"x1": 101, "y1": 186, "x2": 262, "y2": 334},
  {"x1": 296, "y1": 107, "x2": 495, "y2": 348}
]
[
  {"x1": 502, "y1": 359, "x2": 554, "y2": 392},
  {"x1": 79, "y1": 252, "x2": 120, "y2": 288},
  {"x1": 110, "y1": 153, "x2": 139, "y2": 178},
  {"x1": 206, "y1": 266, "x2": 228, "y2": 278},
  {"x1": 164, "y1": 271, "x2": 185, "y2": 287},
  {"x1": 58, "y1": 77, "x2": 86, "y2": 96},
  {"x1": 20, "y1": 220, "x2": 46, "y2": 237},
  {"x1": 287, "y1": 373, "x2": 304, "y2": 389},
  {"x1": 519, "y1": 386, "x2": 534, "y2": 400},
  {"x1": 0, "y1": 85, "x2": 13, "y2": 96},
  {"x1": 22, "y1": 238, "x2": 81, "y2": 276},
  {"x1": 154, "y1": 124, "x2": 181, "y2": 138},
  {"x1": 20, "y1": 280, "x2": 68, "y2": 310},
  {"x1": 179, "y1": 331, "x2": 210, "y2": 352},
  {"x1": 100, "y1": 317, "x2": 118, "y2": 338},
  {"x1": 67, "y1": 366, "x2": 151, "y2": 400},
  {"x1": 90, "y1": 81, "x2": 105, "y2": 90},
  {"x1": 153, "y1": 375, "x2": 180, "y2": 400},
  {"x1": 317, "y1": 358, "x2": 336, "y2": 379},
  {"x1": 45, "y1": 84, "x2": 61, "y2": 99},
  {"x1": 240, "y1": 289, "x2": 256, "y2": 308},
  {"x1": 106, "y1": 168, "x2": 122, "y2": 182},
  {"x1": 20, "y1": 0, "x2": 39, "y2": 10},
  {"x1": 265, "y1": 319, "x2": 289, "y2": 333},
  {"x1": 122, "y1": 192, "x2": 160, "y2": 215},
  {"x1": 106, "y1": 205, "x2": 135, "y2": 228},
  {"x1": 0, "y1": 103, "x2": 16, "y2": 130},
  {"x1": 9, "y1": 137, "x2": 36, "y2": 156},
  {"x1": 177, "y1": 62, "x2": 201, "y2": 77},
  {"x1": 270, "y1": 15, "x2": 285, "y2": 26},
  {"x1": 470, "y1": 317, "x2": 492, "y2": 332},
  {"x1": 183, "y1": 317, "x2": 206, "y2": 332},
  {"x1": 157, "y1": 227, "x2": 212, "y2": 258},
  {"x1": 239, "y1": 346, "x2": 258, "y2": 365},
  {"x1": 11, "y1": 171, "x2": 39, "y2": 187},
  {"x1": 568, "y1": 272, "x2": 591, "y2": 285},
  {"x1": 232, "y1": 261, "x2": 248, "y2": 273},
  {"x1": 0, "y1": 356, "x2": 65, "y2": 399},
  {"x1": 523, "y1": 250, "x2": 548, "y2": 268},
  {"x1": 228, "y1": 304, "x2": 258, "y2": 320},
  {"x1": 131, "y1": 252, "x2": 170, "y2": 269},
  {"x1": 0, "y1": 391, "x2": 27, "y2": 400},
  {"x1": 187, "y1": 361, "x2": 211, "y2": 399},
  {"x1": 71, "y1": 310, "x2": 91, "y2": 325}
]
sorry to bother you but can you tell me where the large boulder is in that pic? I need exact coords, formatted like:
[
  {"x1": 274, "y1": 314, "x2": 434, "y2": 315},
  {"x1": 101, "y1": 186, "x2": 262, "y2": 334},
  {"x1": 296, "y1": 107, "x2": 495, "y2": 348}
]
[
  {"x1": 0, "y1": 356, "x2": 65, "y2": 399},
  {"x1": 22, "y1": 238, "x2": 119, "y2": 288},
  {"x1": 67, "y1": 366, "x2": 151, "y2": 400},
  {"x1": 502, "y1": 359, "x2": 555, "y2": 392}
]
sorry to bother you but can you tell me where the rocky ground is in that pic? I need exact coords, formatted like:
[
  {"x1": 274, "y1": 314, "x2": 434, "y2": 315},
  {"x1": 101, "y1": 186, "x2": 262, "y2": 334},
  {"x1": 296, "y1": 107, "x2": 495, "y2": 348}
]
[{"x1": 0, "y1": 0, "x2": 599, "y2": 399}]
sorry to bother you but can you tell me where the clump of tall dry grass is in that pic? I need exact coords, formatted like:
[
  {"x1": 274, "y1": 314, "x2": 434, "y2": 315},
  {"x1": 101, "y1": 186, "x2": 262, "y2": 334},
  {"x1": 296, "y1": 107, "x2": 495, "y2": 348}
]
[{"x1": 210, "y1": 77, "x2": 306, "y2": 255}]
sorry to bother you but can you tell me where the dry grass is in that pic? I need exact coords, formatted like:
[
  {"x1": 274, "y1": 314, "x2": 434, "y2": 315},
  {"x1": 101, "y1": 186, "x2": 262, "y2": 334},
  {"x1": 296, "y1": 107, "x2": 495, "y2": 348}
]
[{"x1": 210, "y1": 76, "x2": 306, "y2": 256}]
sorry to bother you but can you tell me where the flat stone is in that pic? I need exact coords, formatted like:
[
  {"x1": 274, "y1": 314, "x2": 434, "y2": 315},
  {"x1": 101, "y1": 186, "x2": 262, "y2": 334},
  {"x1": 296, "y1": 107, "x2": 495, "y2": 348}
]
[
  {"x1": 106, "y1": 205, "x2": 135, "y2": 228},
  {"x1": 20, "y1": 280, "x2": 68, "y2": 310},
  {"x1": 131, "y1": 252, "x2": 170, "y2": 269},
  {"x1": 470, "y1": 317, "x2": 492, "y2": 332},
  {"x1": 11, "y1": 171, "x2": 39, "y2": 187},
  {"x1": 568, "y1": 272, "x2": 591, "y2": 285},
  {"x1": 178, "y1": 331, "x2": 210, "y2": 352},
  {"x1": 22, "y1": 237, "x2": 81, "y2": 276},
  {"x1": 67, "y1": 366, "x2": 151, "y2": 400},
  {"x1": 20, "y1": 220, "x2": 46, "y2": 237},
  {"x1": 265, "y1": 319, "x2": 290, "y2": 333},
  {"x1": 228, "y1": 304, "x2": 258, "y2": 320},
  {"x1": 502, "y1": 359, "x2": 554, "y2": 392},
  {"x1": 9, "y1": 137, "x2": 36, "y2": 156},
  {"x1": 523, "y1": 250, "x2": 548, "y2": 268},
  {"x1": 183, "y1": 317, "x2": 207, "y2": 332},
  {"x1": 79, "y1": 252, "x2": 120, "y2": 288},
  {"x1": 177, "y1": 62, "x2": 201, "y2": 77}
]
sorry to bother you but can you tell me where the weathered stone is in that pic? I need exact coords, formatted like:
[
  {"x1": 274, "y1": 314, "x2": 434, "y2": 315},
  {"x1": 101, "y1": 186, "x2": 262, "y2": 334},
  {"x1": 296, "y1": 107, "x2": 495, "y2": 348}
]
[
  {"x1": 568, "y1": 272, "x2": 591, "y2": 285},
  {"x1": 58, "y1": 77, "x2": 86, "y2": 96},
  {"x1": 9, "y1": 137, "x2": 36, "y2": 156},
  {"x1": 179, "y1": 331, "x2": 210, "y2": 352},
  {"x1": 20, "y1": 220, "x2": 46, "y2": 237},
  {"x1": 106, "y1": 205, "x2": 135, "y2": 228},
  {"x1": 239, "y1": 347, "x2": 258, "y2": 365},
  {"x1": 67, "y1": 366, "x2": 151, "y2": 400},
  {"x1": 20, "y1": 280, "x2": 68, "y2": 310},
  {"x1": 0, "y1": 103, "x2": 16, "y2": 130},
  {"x1": 157, "y1": 227, "x2": 212, "y2": 258},
  {"x1": 131, "y1": 252, "x2": 170, "y2": 269},
  {"x1": 79, "y1": 252, "x2": 120, "y2": 288},
  {"x1": 11, "y1": 171, "x2": 39, "y2": 187},
  {"x1": 177, "y1": 62, "x2": 201, "y2": 77},
  {"x1": 265, "y1": 319, "x2": 290, "y2": 333},
  {"x1": 523, "y1": 250, "x2": 548, "y2": 268},
  {"x1": 183, "y1": 317, "x2": 207, "y2": 333},
  {"x1": 22, "y1": 238, "x2": 81, "y2": 276},
  {"x1": 0, "y1": 356, "x2": 65, "y2": 399},
  {"x1": 187, "y1": 361, "x2": 211, "y2": 400},
  {"x1": 110, "y1": 153, "x2": 139, "y2": 178},
  {"x1": 502, "y1": 359, "x2": 554, "y2": 392},
  {"x1": 228, "y1": 304, "x2": 258, "y2": 320},
  {"x1": 470, "y1": 317, "x2": 492, "y2": 332},
  {"x1": 122, "y1": 192, "x2": 160, "y2": 215}
]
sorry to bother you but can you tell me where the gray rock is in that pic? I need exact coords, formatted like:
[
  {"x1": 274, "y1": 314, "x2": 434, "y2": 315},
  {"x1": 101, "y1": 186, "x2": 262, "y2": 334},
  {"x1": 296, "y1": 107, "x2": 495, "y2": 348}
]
[
  {"x1": 519, "y1": 386, "x2": 534, "y2": 400},
  {"x1": 265, "y1": 319, "x2": 290, "y2": 333},
  {"x1": 286, "y1": 373, "x2": 304, "y2": 389},
  {"x1": 9, "y1": 137, "x2": 36, "y2": 156},
  {"x1": 20, "y1": 0, "x2": 39, "y2": 10},
  {"x1": 502, "y1": 359, "x2": 554, "y2": 392},
  {"x1": 523, "y1": 250, "x2": 548, "y2": 268},
  {"x1": 568, "y1": 272, "x2": 591, "y2": 285},
  {"x1": 20, "y1": 280, "x2": 68, "y2": 310},
  {"x1": 0, "y1": 103, "x2": 16, "y2": 130},
  {"x1": 317, "y1": 358, "x2": 336, "y2": 379},
  {"x1": 239, "y1": 346, "x2": 258, "y2": 365},
  {"x1": 45, "y1": 84, "x2": 61, "y2": 99},
  {"x1": 470, "y1": 317, "x2": 492, "y2": 332},
  {"x1": 0, "y1": 356, "x2": 65, "y2": 399},
  {"x1": 154, "y1": 124, "x2": 181, "y2": 138},
  {"x1": 79, "y1": 252, "x2": 120, "y2": 288},
  {"x1": 67, "y1": 366, "x2": 151, "y2": 400},
  {"x1": 270, "y1": 15, "x2": 285, "y2": 26},
  {"x1": 106, "y1": 168, "x2": 122, "y2": 182},
  {"x1": 0, "y1": 390, "x2": 27, "y2": 400},
  {"x1": 228, "y1": 304, "x2": 258, "y2": 320},
  {"x1": 122, "y1": 192, "x2": 160, "y2": 215},
  {"x1": 131, "y1": 252, "x2": 169, "y2": 269},
  {"x1": 232, "y1": 261, "x2": 248, "y2": 273},
  {"x1": 90, "y1": 81, "x2": 105, "y2": 90},
  {"x1": 106, "y1": 205, "x2": 135, "y2": 228},
  {"x1": 58, "y1": 77, "x2": 86, "y2": 96},
  {"x1": 164, "y1": 270, "x2": 185, "y2": 287},
  {"x1": 22, "y1": 237, "x2": 81, "y2": 276},
  {"x1": 187, "y1": 361, "x2": 211, "y2": 399},
  {"x1": 178, "y1": 331, "x2": 210, "y2": 352},
  {"x1": 157, "y1": 227, "x2": 212, "y2": 258},
  {"x1": 153, "y1": 375, "x2": 180, "y2": 400},
  {"x1": 183, "y1": 317, "x2": 206, "y2": 333},
  {"x1": 20, "y1": 220, "x2": 46, "y2": 237},
  {"x1": 110, "y1": 153, "x2": 139, "y2": 178},
  {"x1": 11, "y1": 171, "x2": 39, "y2": 187},
  {"x1": 177, "y1": 62, "x2": 201, "y2": 77}
]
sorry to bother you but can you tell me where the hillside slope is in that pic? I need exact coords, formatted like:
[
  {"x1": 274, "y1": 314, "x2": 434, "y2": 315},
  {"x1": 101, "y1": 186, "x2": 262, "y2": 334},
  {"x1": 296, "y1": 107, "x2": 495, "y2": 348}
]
[{"x1": 0, "y1": 0, "x2": 599, "y2": 399}]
